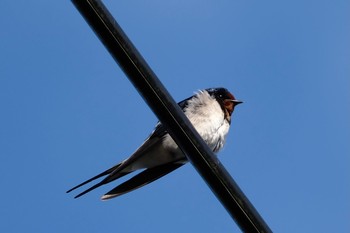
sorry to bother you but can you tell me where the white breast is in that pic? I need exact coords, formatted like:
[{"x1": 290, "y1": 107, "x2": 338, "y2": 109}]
[{"x1": 162, "y1": 90, "x2": 230, "y2": 153}]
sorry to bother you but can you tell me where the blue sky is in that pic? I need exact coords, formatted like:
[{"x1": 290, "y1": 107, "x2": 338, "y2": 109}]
[{"x1": 1, "y1": 0, "x2": 349, "y2": 232}]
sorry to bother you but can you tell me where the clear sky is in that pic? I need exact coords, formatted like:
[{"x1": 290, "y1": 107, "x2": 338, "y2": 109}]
[{"x1": 1, "y1": 0, "x2": 349, "y2": 232}]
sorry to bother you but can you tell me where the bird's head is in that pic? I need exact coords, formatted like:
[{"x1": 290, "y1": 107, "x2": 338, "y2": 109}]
[{"x1": 206, "y1": 87, "x2": 242, "y2": 122}]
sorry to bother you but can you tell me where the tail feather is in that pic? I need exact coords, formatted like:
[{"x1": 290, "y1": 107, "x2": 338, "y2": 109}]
[
  {"x1": 101, "y1": 162, "x2": 185, "y2": 200},
  {"x1": 66, "y1": 164, "x2": 121, "y2": 194},
  {"x1": 72, "y1": 170, "x2": 132, "y2": 198}
]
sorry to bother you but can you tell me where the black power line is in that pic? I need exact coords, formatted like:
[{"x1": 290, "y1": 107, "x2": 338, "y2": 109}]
[{"x1": 71, "y1": 1, "x2": 272, "y2": 232}]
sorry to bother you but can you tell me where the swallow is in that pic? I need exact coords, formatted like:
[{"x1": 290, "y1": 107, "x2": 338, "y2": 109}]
[{"x1": 67, "y1": 87, "x2": 242, "y2": 200}]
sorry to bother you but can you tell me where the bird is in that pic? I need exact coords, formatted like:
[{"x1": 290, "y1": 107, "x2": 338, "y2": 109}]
[{"x1": 66, "y1": 87, "x2": 242, "y2": 200}]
